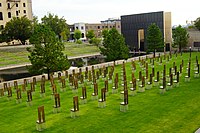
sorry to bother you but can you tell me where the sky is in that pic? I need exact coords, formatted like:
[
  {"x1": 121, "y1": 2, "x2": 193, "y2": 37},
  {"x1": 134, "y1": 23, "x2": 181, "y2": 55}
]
[{"x1": 32, "y1": 0, "x2": 199, "y2": 26}]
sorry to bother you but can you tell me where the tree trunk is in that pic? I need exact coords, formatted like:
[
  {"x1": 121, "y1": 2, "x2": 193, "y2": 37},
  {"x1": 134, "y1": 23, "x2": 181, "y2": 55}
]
[
  {"x1": 47, "y1": 68, "x2": 50, "y2": 80},
  {"x1": 179, "y1": 44, "x2": 182, "y2": 53},
  {"x1": 153, "y1": 49, "x2": 156, "y2": 58},
  {"x1": 21, "y1": 40, "x2": 26, "y2": 45}
]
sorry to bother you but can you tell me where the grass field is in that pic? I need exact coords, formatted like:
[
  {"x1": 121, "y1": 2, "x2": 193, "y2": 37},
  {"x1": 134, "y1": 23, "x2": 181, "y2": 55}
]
[
  {"x1": 0, "y1": 52, "x2": 200, "y2": 133},
  {"x1": 0, "y1": 43, "x2": 100, "y2": 67}
]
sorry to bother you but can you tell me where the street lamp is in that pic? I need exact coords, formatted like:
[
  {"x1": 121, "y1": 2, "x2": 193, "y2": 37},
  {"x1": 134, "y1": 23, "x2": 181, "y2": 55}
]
[{"x1": 189, "y1": 47, "x2": 192, "y2": 58}]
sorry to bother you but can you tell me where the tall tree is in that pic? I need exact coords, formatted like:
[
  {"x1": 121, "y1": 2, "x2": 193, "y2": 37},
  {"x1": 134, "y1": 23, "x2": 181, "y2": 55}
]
[
  {"x1": 99, "y1": 28, "x2": 129, "y2": 61},
  {"x1": 146, "y1": 23, "x2": 164, "y2": 57},
  {"x1": 74, "y1": 29, "x2": 82, "y2": 40},
  {"x1": 41, "y1": 13, "x2": 70, "y2": 40},
  {"x1": 27, "y1": 24, "x2": 70, "y2": 79},
  {"x1": 2, "y1": 16, "x2": 32, "y2": 45},
  {"x1": 172, "y1": 25, "x2": 189, "y2": 52},
  {"x1": 194, "y1": 17, "x2": 200, "y2": 31}
]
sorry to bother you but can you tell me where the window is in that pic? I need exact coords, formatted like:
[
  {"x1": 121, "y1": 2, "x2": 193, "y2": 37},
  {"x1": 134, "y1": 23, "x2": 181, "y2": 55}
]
[
  {"x1": 81, "y1": 26, "x2": 84, "y2": 30},
  {"x1": 8, "y1": 12, "x2": 11, "y2": 18},
  {"x1": 16, "y1": 11, "x2": 19, "y2": 16},
  {"x1": 0, "y1": 25, "x2": 3, "y2": 30},
  {"x1": 76, "y1": 27, "x2": 78, "y2": 29},
  {"x1": 16, "y1": 3, "x2": 18, "y2": 7},
  {"x1": 86, "y1": 26, "x2": 88, "y2": 29},
  {"x1": 0, "y1": 3, "x2": 2, "y2": 7},
  {"x1": 98, "y1": 26, "x2": 100, "y2": 29},
  {"x1": 8, "y1": 3, "x2": 10, "y2": 9},
  {"x1": 0, "y1": 12, "x2": 3, "y2": 20},
  {"x1": 23, "y1": 3, "x2": 26, "y2": 7},
  {"x1": 23, "y1": 10, "x2": 26, "y2": 14},
  {"x1": 81, "y1": 33, "x2": 84, "y2": 38}
]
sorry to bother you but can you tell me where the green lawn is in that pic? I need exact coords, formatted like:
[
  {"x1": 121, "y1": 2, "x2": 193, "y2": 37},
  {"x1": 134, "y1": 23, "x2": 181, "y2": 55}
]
[
  {"x1": 0, "y1": 52, "x2": 200, "y2": 133},
  {"x1": 0, "y1": 43, "x2": 100, "y2": 67}
]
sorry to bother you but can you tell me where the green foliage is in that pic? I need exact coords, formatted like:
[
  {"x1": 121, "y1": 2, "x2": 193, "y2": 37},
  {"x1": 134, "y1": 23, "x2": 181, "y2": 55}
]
[
  {"x1": 32, "y1": 15, "x2": 39, "y2": 26},
  {"x1": 100, "y1": 28, "x2": 129, "y2": 61},
  {"x1": 188, "y1": 25, "x2": 195, "y2": 29},
  {"x1": 146, "y1": 23, "x2": 164, "y2": 54},
  {"x1": 88, "y1": 58, "x2": 100, "y2": 65},
  {"x1": 76, "y1": 40, "x2": 82, "y2": 44},
  {"x1": 194, "y1": 17, "x2": 200, "y2": 31},
  {"x1": 91, "y1": 37, "x2": 102, "y2": 47},
  {"x1": 41, "y1": 13, "x2": 70, "y2": 40},
  {"x1": 86, "y1": 30, "x2": 95, "y2": 40},
  {"x1": 74, "y1": 29, "x2": 82, "y2": 40},
  {"x1": 1, "y1": 16, "x2": 32, "y2": 45},
  {"x1": 89, "y1": 39, "x2": 93, "y2": 44},
  {"x1": 71, "y1": 59, "x2": 84, "y2": 67},
  {"x1": 27, "y1": 24, "x2": 70, "y2": 79},
  {"x1": 172, "y1": 25, "x2": 189, "y2": 52},
  {"x1": 102, "y1": 29, "x2": 109, "y2": 38}
]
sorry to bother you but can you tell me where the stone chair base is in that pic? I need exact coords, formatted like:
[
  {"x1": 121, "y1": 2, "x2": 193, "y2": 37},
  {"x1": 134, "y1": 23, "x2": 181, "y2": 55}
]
[
  {"x1": 72, "y1": 89, "x2": 78, "y2": 94},
  {"x1": 36, "y1": 122, "x2": 46, "y2": 131},
  {"x1": 120, "y1": 103, "x2": 128, "y2": 112},
  {"x1": 173, "y1": 81, "x2": 179, "y2": 87},
  {"x1": 40, "y1": 93, "x2": 45, "y2": 98},
  {"x1": 53, "y1": 107, "x2": 61, "y2": 113},
  {"x1": 108, "y1": 80, "x2": 112, "y2": 84},
  {"x1": 80, "y1": 98, "x2": 87, "y2": 104},
  {"x1": 130, "y1": 88, "x2": 136, "y2": 96},
  {"x1": 98, "y1": 100, "x2": 106, "y2": 108},
  {"x1": 60, "y1": 88, "x2": 66, "y2": 92},
  {"x1": 112, "y1": 87, "x2": 118, "y2": 94},
  {"x1": 16, "y1": 99, "x2": 22, "y2": 104},
  {"x1": 7, "y1": 96, "x2": 12, "y2": 101},
  {"x1": 159, "y1": 86, "x2": 166, "y2": 94},
  {"x1": 91, "y1": 95, "x2": 98, "y2": 100},
  {"x1": 138, "y1": 85, "x2": 145, "y2": 92},
  {"x1": 120, "y1": 91, "x2": 124, "y2": 99},
  {"x1": 184, "y1": 76, "x2": 190, "y2": 82},
  {"x1": 154, "y1": 81, "x2": 159, "y2": 87},
  {"x1": 146, "y1": 83, "x2": 152, "y2": 90},
  {"x1": 26, "y1": 101, "x2": 32, "y2": 107},
  {"x1": 194, "y1": 72, "x2": 199, "y2": 78},
  {"x1": 70, "y1": 110, "x2": 79, "y2": 118},
  {"x1": 166, "y1": 83, "x2": 172, "y2": 90}
]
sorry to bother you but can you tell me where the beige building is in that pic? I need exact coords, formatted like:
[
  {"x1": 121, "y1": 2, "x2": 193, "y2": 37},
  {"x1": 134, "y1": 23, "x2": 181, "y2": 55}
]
[
  {"x1": 86, "y1": 19, "x2": 121, "y2": 38},
  {"x1": 187, "y1": 28, "x2": 200, "y2": 48},
  {"x1": 68, "y1": 18, "x2": 121, "y2": 40},
  {"x1": 0, "y1": 0, "x2": 33, "y2": 30}
]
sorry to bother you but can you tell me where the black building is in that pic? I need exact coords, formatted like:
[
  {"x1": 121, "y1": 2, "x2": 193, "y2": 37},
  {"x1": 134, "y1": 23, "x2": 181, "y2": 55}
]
[{"x1": 121, "y1": 11, "x2": 171, "y2": 51}]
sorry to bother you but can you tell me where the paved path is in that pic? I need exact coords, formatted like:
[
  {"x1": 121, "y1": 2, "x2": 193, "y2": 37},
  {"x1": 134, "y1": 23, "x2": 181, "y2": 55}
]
[{"x1": 0, "y1": 44, "x2": 31, "y2": 49}]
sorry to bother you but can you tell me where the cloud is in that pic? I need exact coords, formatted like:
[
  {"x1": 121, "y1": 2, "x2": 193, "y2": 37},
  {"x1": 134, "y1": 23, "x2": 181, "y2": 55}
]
[{"x1": 32, "y1": 0, "x2": 200, "y2": 25}]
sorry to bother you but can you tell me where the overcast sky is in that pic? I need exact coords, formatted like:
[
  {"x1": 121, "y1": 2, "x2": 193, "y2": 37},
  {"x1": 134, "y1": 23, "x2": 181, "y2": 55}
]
[{"x1": 32, "y1": 0, "x2": 199, "y2": 26}]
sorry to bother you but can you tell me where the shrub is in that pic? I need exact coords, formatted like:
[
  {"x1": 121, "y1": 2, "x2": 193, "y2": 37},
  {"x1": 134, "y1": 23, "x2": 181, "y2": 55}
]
[
  {"x1": 76, "y1": 40, "x2": 82, "y2": 44},
  {"x1": 91, "y1": 37, "x2": 101, "y2": 47}
]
